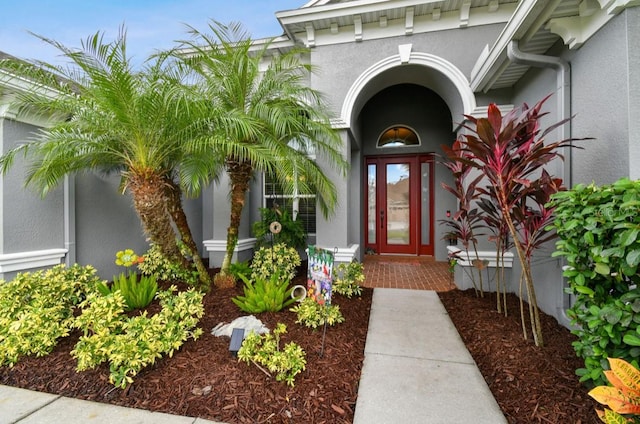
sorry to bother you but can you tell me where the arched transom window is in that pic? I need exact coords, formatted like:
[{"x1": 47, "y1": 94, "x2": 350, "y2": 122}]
[{"x1": 377, "y1": 126, "x2": 420, "y2": 148}]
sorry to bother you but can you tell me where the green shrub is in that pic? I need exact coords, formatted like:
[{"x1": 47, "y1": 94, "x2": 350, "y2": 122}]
[
  {"x1": 333, "y1": 261, "x2": 365, "y2": 298},
  {"x1": 290, "y1": 297, "x2": 345, "y2": 329},
  {"x1": 237, "y1": 323, "x2": 306, "y2": 386},
  {"x1": 251, "y1": 243, "x2": 301, "y2": 282},
  {"x1": 97, "y1": 273, "x2": 158, "y2": 311},
  {"x1": 229, "y1": 261, "x2": 251, "y2": 280},
  {"x1": 138, "y1": 243, "x2": 198, "y2": 285},
  {"x1": 0, "y1": 264, "x2": 103, "y2": 367},
  {"x1": 551, "y1": 178, "x2": 640, "y2": 386},
  {"x1": 72, "y1": 286, "x2": 204, "y2": 388},
  {"x1": 232, "y1": 272, "x2": 297, "y2": 313},
  {"x1": 252, "y1": 206, "x2": 307, "y2": 250}
]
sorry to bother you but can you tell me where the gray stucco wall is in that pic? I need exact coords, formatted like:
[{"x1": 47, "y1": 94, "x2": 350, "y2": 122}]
[
  {"x1": 183, "y1": 194, "x2": 203, "y2": 256},
  {"x1": 349, "y1": 137, "x2": 362, "y2": 254},
  {"x1": 209, "y1": 175, "x2": 252, "y2": 241},
  {"x1": 569, "y1": 11, "x2": 632, "y2": 185},
  {"x1": 315, "y1": 130, "x2": 352, "y2": 250},
  {"x1": 74, "y1": 173, "x2": 148, "y2": 280},
  {"x1": 628, "y1": 8, "x2": 640, "y2": 179},
  {"x1": 74, "y1": 173, "x2": 203, "y2": 280},
  {"x1": 309, "y1": 24, "x2": 506, "y2": 118},
  {"x1": 1, "y1": 119, "x2": 63, "y2": 254}
]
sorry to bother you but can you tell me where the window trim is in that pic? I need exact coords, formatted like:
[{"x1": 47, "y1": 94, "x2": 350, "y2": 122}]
[
  {"x1": 262, "y1": 172, "x2": 317, "y2": 235},
  {"x1": 376, "y1": 125, "x2": 421, "y2": 148}
]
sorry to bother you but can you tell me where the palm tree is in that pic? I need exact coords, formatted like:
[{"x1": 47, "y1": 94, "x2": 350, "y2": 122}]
[
  {"x1": 174, "y1": 22, "x2": 349, "y2": 288},
  {"x1": 0, "y1": 27, "x2": 213, "y2": 289}
]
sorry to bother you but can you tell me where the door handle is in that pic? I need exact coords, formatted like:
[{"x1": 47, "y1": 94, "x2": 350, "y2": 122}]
[{"x1": 380, "y1": 210, "x2": 384, "y2": 229}]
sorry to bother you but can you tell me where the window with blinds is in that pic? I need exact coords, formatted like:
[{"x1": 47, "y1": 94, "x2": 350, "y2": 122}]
[{"x1": 263, "y1": 172, "x2": 316, "y2": 234}]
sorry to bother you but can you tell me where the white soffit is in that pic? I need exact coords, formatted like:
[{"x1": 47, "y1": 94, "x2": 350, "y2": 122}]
[
  {"x1": 470, "y1": 0, "x2": 638, "y2": 92},
  {"x1": 277, "y1": 0, "x2": 518, "y2": 47}
]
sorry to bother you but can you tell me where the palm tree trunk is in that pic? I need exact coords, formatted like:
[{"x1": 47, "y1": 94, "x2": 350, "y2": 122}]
[
  {"x1": 165, "y1": 178, "x2": 212, "y2": 290},
  {"x1": 128, "y1": 171, "x2": 181, "y2": 263},
  {"x1": 216, "y1": 158, "x2": 253, "y2": 288}
]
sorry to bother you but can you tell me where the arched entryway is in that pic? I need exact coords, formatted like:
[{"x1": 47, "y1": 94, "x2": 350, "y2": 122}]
[
  {"x1": 360, "y1": 84, "x2": 452, "y2": 256},
  {"x1": 340, "y1": 47, "x2": 472, "y2": 260}
]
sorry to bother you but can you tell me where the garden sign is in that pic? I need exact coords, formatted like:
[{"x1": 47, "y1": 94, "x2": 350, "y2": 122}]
[{"x1": 307, "y1": 246, "x2": 334, "y2": 306}]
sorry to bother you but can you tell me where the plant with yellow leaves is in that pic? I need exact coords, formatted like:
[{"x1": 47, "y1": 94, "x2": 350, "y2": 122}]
[{"x1": 589, "y1": 357, "x2": 640, "y2": 423}]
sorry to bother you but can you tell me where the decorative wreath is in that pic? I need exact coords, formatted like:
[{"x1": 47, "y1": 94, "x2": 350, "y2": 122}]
[{"x1": 269, "y1": 221, "x2": 282, "y2": 234}]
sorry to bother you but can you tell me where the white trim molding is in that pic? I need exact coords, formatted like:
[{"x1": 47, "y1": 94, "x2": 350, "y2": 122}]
[
  {"x1": 0, "y1": 70, "x2": 67, "y2": 127},
  {"x1": 204, "y1": 238, "x2": 258, "y2": 268},
  {"x1": 340, "y1": 51, "x2": 476, "y2": 131},
  {"x1": 546, "y1": 0, "x2": 640, "y2": 49},
  {"x1": 277, "y1": 0, "x2": 515, "y2": 48},
  {"x1": 471, "y1": 104, "x2": 515, "y2": 118},
  {"x1": 0, "y1": 248, "x2": 68, "y2": 274},
  {"x1": 203, "y1": 238, "x2": 257, "y2": 253},
  {"x1": 310, "y1": 244, "x2": 360, "y2": 264},
  {"x1": 447, "y1": 245, "x2": 514, "y2": 268}
]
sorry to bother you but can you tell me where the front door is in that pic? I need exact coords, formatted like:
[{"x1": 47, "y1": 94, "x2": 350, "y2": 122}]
[{"x1": 365, "y1": 155, "x2": 434, "y2": 255}]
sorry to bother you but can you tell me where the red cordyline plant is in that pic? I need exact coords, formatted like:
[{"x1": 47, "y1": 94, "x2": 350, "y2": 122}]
[
  {"x1": 477, "y1": 196, "x2": 511, "y2": 315},
  {"x1": 455, "y1": 95, "x2": 579, "y2": 347},
  {"x1": 511, "y1": 170, "x2": 565, "y2": 340},
  {"x1": 440, "y1": 140, "x2": 486, "y2": 296}
]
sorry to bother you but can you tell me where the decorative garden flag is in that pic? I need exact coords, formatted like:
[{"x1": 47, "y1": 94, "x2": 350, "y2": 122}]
[{"x1": 307, "y1": 246, "x2": 334, "y2": 306}]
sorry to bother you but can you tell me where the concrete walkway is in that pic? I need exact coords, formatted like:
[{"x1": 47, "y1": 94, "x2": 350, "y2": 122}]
[
  {"x1": 354, "y1": 289, "x2": 506, "y2": 424},
  {"x1": 0, "y1": 288, "x2": 505, "y2": 424},
  {"x1": 0, "y1": 385, "x2": 223, "y2": 424}
]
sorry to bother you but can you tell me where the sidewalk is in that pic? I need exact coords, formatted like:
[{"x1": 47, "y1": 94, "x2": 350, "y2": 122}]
[
  {"x1": 0, "y1": 288, "x2": 505, "y2": 424},
  {"x1": 0, "y1": 385, "x2": 223, "y2": 424},
  {"x1": 354, "y1": 289, "x2": 506, "y2": 423}
]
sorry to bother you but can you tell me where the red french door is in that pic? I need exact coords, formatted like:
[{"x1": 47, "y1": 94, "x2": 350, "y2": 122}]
[{"x1": 365, "y1": 155, "x2": 434, "y2": 255}]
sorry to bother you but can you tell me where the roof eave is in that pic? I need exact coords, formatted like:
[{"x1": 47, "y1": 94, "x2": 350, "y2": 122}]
[{"x1": 469, "y1": 0, "x2": 556, "y2": 93}]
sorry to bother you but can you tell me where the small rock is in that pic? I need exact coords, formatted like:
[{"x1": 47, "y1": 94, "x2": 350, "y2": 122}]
[{"x1": 192, "y1": 386, "x2": 212, "y2": 396}]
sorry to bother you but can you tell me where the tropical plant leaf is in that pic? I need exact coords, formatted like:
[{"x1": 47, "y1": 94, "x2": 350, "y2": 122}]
[
  {"x1": 595, "y1": 263, "x2": 611, "y2": 276},
  {"x1": 598, "y1": 408, "x2": 628, "y2": 424},
  {"x1": 608, "y1": 358, "x2": 640, "y2": 398},
  {"x1": 589, "y1": 387, "x2": 630, "y2": 412},
  {"x1": 621, "y1": 229, "x2": 640, "y2": 247},
  {"x1": 623, "y1": 334, "x2": 640, "y2": 347},
  {"x1": 627, "y1": 250, "x2": 640, "y2": 268}
]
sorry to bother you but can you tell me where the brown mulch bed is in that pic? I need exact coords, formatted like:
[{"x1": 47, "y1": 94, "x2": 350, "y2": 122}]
[
  {"x1": 1, "y1": 273, "x2": 603, "y2": 423},
  {"x1": 0, "y1": 275, "x2": 373, "y2": 424},
  {"x1": 439, "y1": 289, "x2": 601, "y2": 424}
]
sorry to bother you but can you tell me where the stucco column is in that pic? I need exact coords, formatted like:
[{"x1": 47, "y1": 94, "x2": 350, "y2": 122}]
[
  {"x1": 203, "y1": 173, "x2": 256, "y2": 267},
  {"x1": 314, "y1": 129, "x2": 355, "y2": 261}
]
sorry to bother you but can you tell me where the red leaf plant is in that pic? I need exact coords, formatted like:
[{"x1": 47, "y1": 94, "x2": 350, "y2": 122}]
[
  {"x1": 440, "y1": 140, "x2": 487, "y2": 295},
  {"x1": 447, "y1": 95, "x2": 584, "y2": 347}
]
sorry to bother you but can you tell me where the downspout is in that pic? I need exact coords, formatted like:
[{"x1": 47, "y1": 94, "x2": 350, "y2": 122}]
[
  {"x1": 63, "y1": 174, "x2": 76, "y2": 266},
  {"x1": 507, "y1": 40, "x2": 572, "y2": 326},
  {"x1": 507, "y1": 40, "x2": 572, "y2": 187}
]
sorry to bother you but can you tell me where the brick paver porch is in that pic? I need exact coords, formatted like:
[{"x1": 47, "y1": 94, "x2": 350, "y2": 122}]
[{"x1": 362, "y1": 255, "x2": 454, "y2": 291}]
